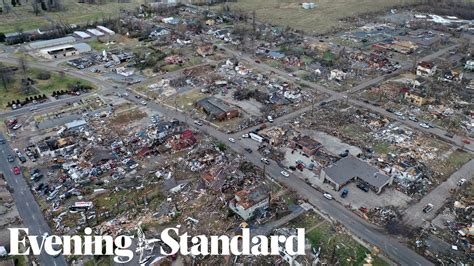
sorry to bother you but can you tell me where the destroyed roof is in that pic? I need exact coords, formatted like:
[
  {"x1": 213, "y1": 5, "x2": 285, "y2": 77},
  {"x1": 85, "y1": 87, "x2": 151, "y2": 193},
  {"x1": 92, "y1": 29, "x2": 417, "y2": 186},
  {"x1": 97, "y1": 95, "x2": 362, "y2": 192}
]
[
  {"x1": 418, "y1": 61, "x2": 435, "y2": 69},
  {"x1": 323, "y1": 156, "x2": 390, "y2": 189},
  {"x1": 292, "y1": 135, "x2": 322, "y2": 150},
  {"x1": 65, "y1": 119, "x2": 87, "y2": 129},
  {"x1": 234, "y1": 186, "x2": 269, "y2": 209}
]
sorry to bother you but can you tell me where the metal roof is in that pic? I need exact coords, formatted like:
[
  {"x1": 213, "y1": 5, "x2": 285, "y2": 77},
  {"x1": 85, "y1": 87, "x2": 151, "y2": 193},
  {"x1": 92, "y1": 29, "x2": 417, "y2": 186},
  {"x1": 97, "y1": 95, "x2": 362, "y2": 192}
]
[
  {"x1": 28, "y1": 36, "x2": 76, "y2": 50},
  {"x1": 323, "y1": 156, "x2": 390, "y2": 189}
]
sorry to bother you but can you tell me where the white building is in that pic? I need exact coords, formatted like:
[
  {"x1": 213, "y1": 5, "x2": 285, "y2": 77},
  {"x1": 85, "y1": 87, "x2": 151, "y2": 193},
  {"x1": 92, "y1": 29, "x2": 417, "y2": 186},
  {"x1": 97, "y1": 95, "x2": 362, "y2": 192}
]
[
  {"x1": 416, "y1": 61, "x2": 437, "y2": 77},
  {"x1": 28, "y1": 36, "x2": 76, "y2": 50},
  {"x1": 228, "y1": 186, "x2": 269, "y2": 221},
  {"x1": 73, "y1": 31, "x2": 91, "y2": 39},
  {"x1": 86, "y1": 28, "x2": 105, "y2": 37},
  {"x1": 96, "y1": 25, "x2": 115, "y2": 35},
  {"x1": 39, "y1": 43, "x2": 91, "y2": 59}
]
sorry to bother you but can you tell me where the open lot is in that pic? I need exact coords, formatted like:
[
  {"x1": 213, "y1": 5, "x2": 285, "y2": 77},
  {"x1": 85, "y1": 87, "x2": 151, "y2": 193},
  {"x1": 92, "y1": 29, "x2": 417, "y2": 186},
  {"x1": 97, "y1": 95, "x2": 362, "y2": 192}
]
[
  {"x1": 215, "y1": 0, "x2": 424, "y2": 34},
  {"x1": 0, "y1": 64, "x2": 95, "y2": 110},
  {"x1": 285, "y1": 210, "x2": 389, "y2": 265},
  {"x1": 0, "y1": 0, "x2": 141, "y2": 33}
]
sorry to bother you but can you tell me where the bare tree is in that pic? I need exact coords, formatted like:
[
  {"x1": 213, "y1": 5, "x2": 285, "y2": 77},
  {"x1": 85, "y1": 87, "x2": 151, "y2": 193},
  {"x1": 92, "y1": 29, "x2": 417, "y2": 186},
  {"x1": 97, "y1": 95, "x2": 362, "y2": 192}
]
[
  {"x1": 0, "y1": 64, "x2": 12, "y2": 91},
  {"x1": 32, "y1": 0, "x2": 40, "y2": 15}
]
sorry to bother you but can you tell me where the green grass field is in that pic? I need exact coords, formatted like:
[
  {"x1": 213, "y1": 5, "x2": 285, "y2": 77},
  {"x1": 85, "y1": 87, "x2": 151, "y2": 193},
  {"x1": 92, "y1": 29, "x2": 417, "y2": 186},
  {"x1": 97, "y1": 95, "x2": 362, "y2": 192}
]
[
  {"x1": 0, "y1": 0, "x2": 143, "y2": 33},
  {"x1": 0, "y1": 67, "x2": 94, "y2": 109},
  {"x1": 306, "y1": 221, "x2": 389, "y2": 265}
]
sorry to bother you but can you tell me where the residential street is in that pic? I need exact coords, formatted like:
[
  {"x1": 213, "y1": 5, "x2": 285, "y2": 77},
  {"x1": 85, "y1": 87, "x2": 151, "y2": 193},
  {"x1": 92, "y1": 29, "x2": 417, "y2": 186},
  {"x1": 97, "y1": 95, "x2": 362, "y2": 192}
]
[
  {"x1": 0, "y1": 41, "x2": 467, "y2": 266},
  {"x1": 402, "y1": 158, "x2": 474, "y2": 227},
  {"x1": 0, "y1": 133, "x2": 67, "y2": 266},
  {"x1": 120, "y1": 90, "x2": 433, "y2": 266}
]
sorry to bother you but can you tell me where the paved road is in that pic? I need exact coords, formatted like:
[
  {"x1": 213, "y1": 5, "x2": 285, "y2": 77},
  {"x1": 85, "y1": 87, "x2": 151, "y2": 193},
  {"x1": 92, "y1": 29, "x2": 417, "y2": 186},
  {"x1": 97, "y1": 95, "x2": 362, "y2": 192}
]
[
  {"x1": 121, "y1": 89, "x2": 433, "y2": 266},
  {"x1": 0, "y1": 133, "x2": 67, "y2": 266},
  {"x1": 220, "y1": 44, "x2": 474, "y2": 152},
  {"x1": 0, "y1": 43, "x2": 462, "y2": 265},
  {"x1": 402, "y1": 158, "x2": 474, "y2": 227}
]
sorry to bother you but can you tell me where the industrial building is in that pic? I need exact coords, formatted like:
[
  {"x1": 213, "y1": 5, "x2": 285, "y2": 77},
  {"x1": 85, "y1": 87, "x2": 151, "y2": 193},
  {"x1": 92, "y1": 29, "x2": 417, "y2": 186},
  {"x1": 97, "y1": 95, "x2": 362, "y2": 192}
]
[
  {"x1": 195, "y1": 97, "x2": 239, "y2": 121},
  {"x1": 320, "y1": 156, "x2": 393, "y2": 194},
  {"x1": 28, "y1": 36, "x2": 76, "y2": 50}
]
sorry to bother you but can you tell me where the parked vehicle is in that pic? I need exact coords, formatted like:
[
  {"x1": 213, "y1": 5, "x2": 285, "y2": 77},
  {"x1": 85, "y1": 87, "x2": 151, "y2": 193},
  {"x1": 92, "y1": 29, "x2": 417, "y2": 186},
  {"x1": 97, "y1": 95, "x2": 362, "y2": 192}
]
[
  {"x1": 193, "y1": 120, "x2": 203, "y2": 126},
  {"x1": 422, "y1": 203, "x2": 434, "y2": 213},
  {"x1": 244, "y1": 148, "x2": 253, "y2": 153},
  {"x1": 341, "y1": 188, "x2": 349, "y2": 198},
  {"x1": 228, "y1": 138, "x2": 235, "y2": 143},
  {"x1": 260, "y1": 158, "x2": 270, "y2": 165},
  {"x1": 280, "y1": 171, "x2": 289, "y2": 177},
  {"x1": 357, "y1": 183, "x2": 369, "y2": 192},
  {"x1": 457, "y1": 178, "x2": 466, "y2": 186},
  {"x1": 419, "y1": 123, "x2": 430, "y2": 129},
  {"x1": 323, "y1": 193, "x2": 333, "y2": 200},
  {"x1": 12, "y1": 166, "x2": 20, "y2": 175},
  {"x1": 12, "y1": 124, "x2": 22, "y2": 130},
  {"x1": 7, "y1": 155, "x2": 14, "y2": 162}
]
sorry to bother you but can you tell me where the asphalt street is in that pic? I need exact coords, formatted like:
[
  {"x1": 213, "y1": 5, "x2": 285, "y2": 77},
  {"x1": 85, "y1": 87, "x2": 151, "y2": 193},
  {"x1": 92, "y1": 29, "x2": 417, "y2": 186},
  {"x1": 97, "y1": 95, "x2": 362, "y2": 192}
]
[
  {"x1": 0, "y1": 132, "x2": 67, "y2": 266},
  {"x1": 0, "y1": 42, "x2": 465, "y2": 266},
  {"x1": 219, "y1": 44, "x2": 474, "y2": 152},
  {"x1": 121, "y1": 90, "x2": 433, "y2": 265},
  {"x1": 402, "y1": 158, "x2": 474, "y2": 227}
]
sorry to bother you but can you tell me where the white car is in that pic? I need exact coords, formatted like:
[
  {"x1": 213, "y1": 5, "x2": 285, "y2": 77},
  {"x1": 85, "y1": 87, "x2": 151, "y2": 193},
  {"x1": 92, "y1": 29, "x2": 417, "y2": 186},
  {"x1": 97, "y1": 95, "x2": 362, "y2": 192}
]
[
  {"x1": 242, "y1": 134, "x2": 249, "y2": 138},
  {"x1": 194, "y1": 120, "x2": 203, "y2": 126},
  {"x1": 419, "y1": 123, "x2": 430, "y2": 129},
  {"x1": 140, "y1": 100, "x2": 147, "y2": 106},
  {"x1": 228, "y1": 138, "x2": 235, "y2": 143},
  {"x1": 29, "y1": 106, "x2": 38, "y2": 111},
  {"x1": 12, "y1": 124, "x2": 22, "y2": 130},
  {"x1": 323, "y1": 193, "x2": 333, "y2": 200},
  {"x1": 281, "y1": 171, "x2": 289, "y2": 177}
]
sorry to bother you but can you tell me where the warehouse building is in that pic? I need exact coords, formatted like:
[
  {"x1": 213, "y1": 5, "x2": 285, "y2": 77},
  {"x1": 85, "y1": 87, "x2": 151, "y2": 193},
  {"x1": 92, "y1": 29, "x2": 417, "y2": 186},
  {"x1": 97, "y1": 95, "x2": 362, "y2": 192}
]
[
  {"x1": 28, "y1": 36, "x2": 76, "y2": 50},
  {"x1": 320, "y1": 156, "x2": 393, "y2": 194}
]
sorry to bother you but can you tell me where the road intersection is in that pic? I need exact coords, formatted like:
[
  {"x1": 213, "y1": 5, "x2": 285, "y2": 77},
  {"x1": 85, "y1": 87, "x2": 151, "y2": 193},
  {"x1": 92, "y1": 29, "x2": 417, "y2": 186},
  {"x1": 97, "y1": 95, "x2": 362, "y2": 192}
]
[{"x1": 0, "y1": 41, "x2": 469, "y2": 265}]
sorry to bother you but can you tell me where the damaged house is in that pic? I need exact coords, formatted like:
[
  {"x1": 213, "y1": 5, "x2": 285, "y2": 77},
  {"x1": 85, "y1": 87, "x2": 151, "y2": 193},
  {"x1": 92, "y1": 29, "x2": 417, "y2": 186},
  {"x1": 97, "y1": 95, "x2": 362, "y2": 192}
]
[
  {"x1": 416, "y1": 61, "x2": 437, "y2": 77},
  {"x1": 228, "y1": 185, "x2": 270, "y2": 221},
  {"x1": 167, "y1": 130, "x2": 197, "y2": 150},
  {"x1": 290, "y1": 135, "x2": 322, "y2": 156}
]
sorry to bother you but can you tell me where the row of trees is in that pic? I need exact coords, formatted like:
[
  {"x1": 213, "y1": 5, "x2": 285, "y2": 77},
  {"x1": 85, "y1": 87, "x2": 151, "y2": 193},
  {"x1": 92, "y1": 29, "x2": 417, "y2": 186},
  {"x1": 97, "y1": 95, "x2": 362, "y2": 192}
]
[{"x1": 6, "y1": 94, "x2": 47, "y2": 107}]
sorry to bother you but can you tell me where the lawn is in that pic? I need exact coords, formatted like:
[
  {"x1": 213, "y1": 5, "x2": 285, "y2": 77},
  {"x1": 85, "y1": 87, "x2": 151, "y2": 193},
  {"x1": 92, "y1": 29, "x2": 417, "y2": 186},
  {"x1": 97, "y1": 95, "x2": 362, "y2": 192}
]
[
  {"x1": 306, "y1": 221, "x2": 387, "y2": 265},
  {"x1": 0, "y1": 0, "x2": 143, "y2": 34},
  {"x1": 88, "y1": 39, "x2": 109, "y2": 51},
  {"x1": 0, "y1": 66, "x2": 95, "y2": 109},
  {"x1": 164, "y1": 89, "x2": 206, "y2": 111},
  {"x1": 373, "y1": 141, "x2": 391, "y2": 155},
  {"x1": 162, "y1": 57, "x2": 204, "y2": 72},
  {"x1": 211, "y1": 0, "x2": 425, "y2": 34}
]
